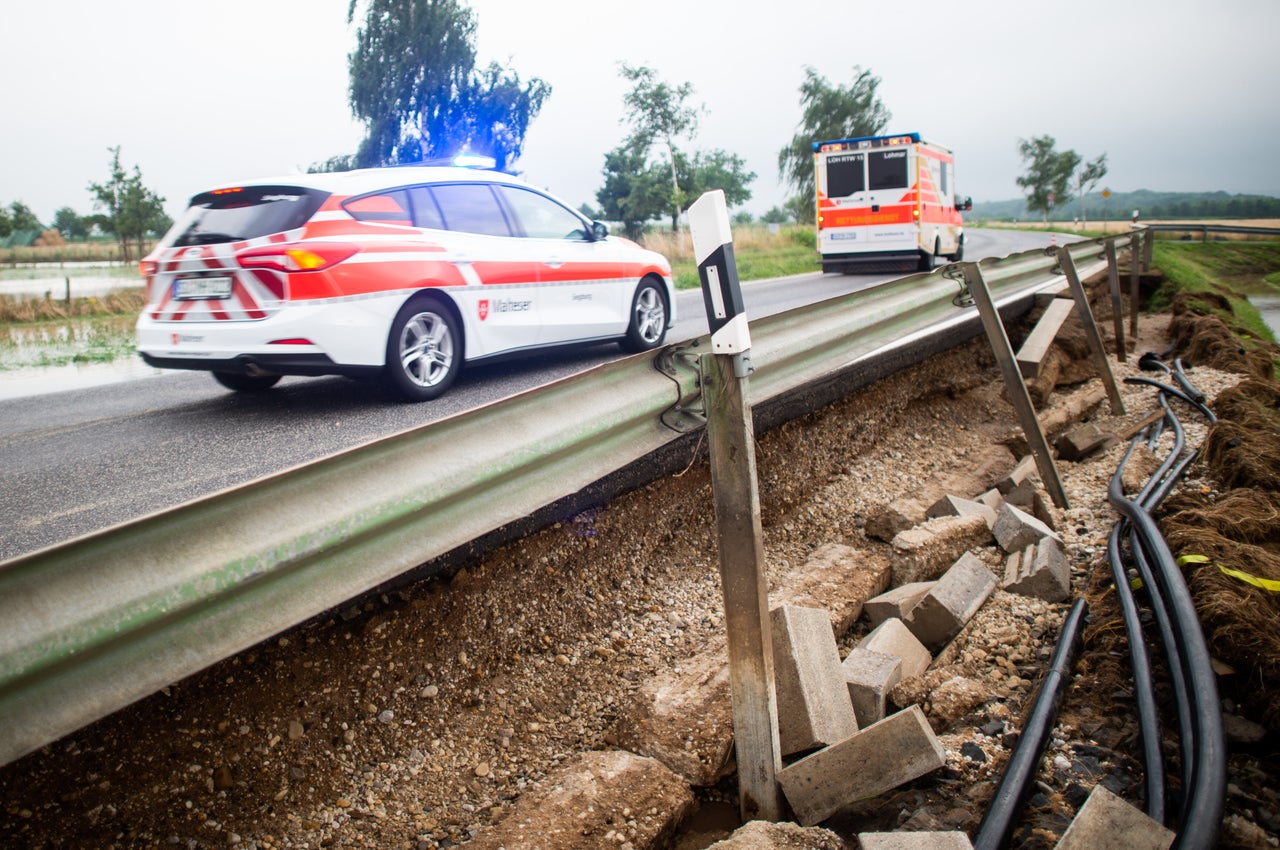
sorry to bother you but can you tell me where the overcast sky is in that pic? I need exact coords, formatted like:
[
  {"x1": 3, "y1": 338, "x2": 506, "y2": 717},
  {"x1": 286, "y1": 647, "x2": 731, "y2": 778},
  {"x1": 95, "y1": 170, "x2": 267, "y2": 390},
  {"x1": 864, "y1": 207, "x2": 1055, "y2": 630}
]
[{"x1": 5, "y1": 0, "x2": 1279, "y2": 225}]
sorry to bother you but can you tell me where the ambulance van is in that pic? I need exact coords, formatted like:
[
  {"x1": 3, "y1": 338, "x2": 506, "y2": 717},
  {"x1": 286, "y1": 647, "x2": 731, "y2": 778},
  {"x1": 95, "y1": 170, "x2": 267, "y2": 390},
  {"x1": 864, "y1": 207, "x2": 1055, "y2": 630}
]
[{"x1": 813, "y1": 133, "x2": 972, "y2": 273}]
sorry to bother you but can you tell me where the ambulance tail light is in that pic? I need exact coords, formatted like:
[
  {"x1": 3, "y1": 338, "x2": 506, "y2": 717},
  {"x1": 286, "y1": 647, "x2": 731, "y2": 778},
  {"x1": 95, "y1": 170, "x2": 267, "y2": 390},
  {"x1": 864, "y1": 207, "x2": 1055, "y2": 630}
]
[{"x1": 237, "y1": 242, "x2": 359, "y2": 273}]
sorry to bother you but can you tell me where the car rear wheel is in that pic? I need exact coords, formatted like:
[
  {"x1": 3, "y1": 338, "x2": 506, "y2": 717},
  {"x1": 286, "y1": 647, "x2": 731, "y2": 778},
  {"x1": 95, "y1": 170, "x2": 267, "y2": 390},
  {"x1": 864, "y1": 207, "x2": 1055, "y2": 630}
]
[
  {"x1": 384, "y1": 295, "x2": 462, "y2": 402},
  {"x1": 619, "y1": 278, "x2": 669, "y2": 353},
  {"x1": 213, "y1": 371, "x2": 282, "y2": 392}
]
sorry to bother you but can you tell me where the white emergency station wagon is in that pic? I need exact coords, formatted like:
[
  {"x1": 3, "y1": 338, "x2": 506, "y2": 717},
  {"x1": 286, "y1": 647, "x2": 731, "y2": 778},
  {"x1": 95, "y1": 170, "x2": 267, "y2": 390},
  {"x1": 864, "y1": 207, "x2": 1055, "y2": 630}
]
[{"x1": 136, "y1": 164, "x2": 676, "y2": 401}]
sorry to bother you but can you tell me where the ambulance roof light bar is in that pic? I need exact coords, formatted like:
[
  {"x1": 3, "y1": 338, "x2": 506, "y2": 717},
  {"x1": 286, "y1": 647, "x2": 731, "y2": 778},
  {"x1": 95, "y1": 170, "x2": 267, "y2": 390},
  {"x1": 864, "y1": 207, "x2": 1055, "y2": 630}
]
[{"x1": 812, "y1": 132, "x2": 922, "y2": 153}]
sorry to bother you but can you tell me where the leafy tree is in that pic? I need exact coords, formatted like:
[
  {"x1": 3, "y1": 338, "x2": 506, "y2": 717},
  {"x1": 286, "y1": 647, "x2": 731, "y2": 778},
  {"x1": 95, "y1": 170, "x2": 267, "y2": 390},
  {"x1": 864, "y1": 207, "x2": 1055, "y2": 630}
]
[
  {"x1": 53, "y1": 207, "x2": 89, "y2": 241},
  {"x1": 732, "y1": 210, "x2": 755, "y2": 227},
  {"x1": 618, "y1": 63, "x2": 703, "y2": 219},
  {"x1": 344, "y1": 0, "x2": 548, "y2": 170},
  {"x1": 760, "y1": 206, "x2": 790, "y2": 225},
  {"x1": 598, "y1": 64, "x2": 753, "y2": 233},
  {"x1": 778, "y1": 67, "x2": 892, "y2": 221},
  {"x1": 0, "y1": 206, "x2": 10, "y2": 238},
  {"x1": 88, "y1": 146, "x2": 170, "y2": 263},
  {"x1": 676, "y1": 150, "x2": 755, "y2": 215},
  {"x1": 1015, "y1": 135, "x2": 1080, "y2": 222},
  {"x1": 596, "y1": 145, "x2": 669, "y2": 239},
  {"x1": 8, "y1": 201, "x2": 43, "y2": 232},
  {"x1": 1072, "y1": 153, "x2": 1108, "y2": 227}
]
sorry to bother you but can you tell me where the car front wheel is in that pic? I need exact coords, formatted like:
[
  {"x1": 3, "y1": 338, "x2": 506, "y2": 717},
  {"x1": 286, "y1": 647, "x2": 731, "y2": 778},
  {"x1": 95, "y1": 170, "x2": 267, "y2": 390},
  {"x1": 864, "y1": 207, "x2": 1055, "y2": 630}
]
[
  {"x1": 384, "y1": 296, "x2": 462, "y2": 402},
  {"x1": 619, "y1": 278, "x2": 669, "y2": 353}
]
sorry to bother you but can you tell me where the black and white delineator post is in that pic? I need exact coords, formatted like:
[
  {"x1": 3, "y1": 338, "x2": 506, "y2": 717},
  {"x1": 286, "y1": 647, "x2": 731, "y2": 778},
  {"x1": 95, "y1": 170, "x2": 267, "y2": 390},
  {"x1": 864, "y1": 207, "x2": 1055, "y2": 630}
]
[
  {"x1": 688, "y1": 190, "x2": 783, "y2": 821},
  {"x1": 690, "y1": 190, "x2": 753, "y2": 378}
]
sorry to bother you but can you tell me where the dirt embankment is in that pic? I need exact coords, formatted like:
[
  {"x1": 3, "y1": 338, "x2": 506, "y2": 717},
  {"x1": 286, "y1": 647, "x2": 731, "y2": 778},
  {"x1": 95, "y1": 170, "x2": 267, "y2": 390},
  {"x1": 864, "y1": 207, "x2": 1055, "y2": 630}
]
[{"x1": 0, "y1": 267, "x2": 1277, "y2": 849}]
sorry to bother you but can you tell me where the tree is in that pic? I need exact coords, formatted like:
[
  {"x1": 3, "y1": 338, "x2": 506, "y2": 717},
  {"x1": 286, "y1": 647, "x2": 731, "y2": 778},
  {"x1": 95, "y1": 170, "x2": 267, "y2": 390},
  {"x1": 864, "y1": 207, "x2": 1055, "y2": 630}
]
[
  {"x1": 8, "y1": 201, "x2": 43, "y2": 232},
  {"x1": 760, "y1": 206, "x2": 790, "y2": 225},
  {"x1": 1015, "y1": 135, "x2": 1080, "y2": 222},
  {"x1": 595, "y1": 145, "x2": 669, "y2": 239},
  {"x1": 345, "y1": 0, "x2": 548, "y2": 170},
  {"x1": 1072, "y1": 153, "x2": 1108, "y2": 227},
  {"x1": 619, "y1": 63, "x2": 703, "y2": 219},
  {"x1": 778, "y1": 67, "x2": 892, "y2": 222},
  {"x1": 52, "y1": 207, "x2": 89, "y2": 241},
  {"x1": 88, "y1": 146, "x2": 170, "y2": 263}
]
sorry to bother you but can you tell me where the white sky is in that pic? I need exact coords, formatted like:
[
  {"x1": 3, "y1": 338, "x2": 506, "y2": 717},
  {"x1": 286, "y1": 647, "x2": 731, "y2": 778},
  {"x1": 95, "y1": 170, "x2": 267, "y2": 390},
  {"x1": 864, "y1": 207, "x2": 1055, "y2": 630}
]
[{"x1": 4, "y1": 0, "x2": 1279, "y2": 224}]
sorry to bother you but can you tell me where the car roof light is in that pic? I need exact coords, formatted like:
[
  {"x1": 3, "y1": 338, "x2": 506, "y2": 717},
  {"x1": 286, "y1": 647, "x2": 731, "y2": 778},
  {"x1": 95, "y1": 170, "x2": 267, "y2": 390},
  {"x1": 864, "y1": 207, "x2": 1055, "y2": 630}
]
[{"x1": 452, "y1": 153, "x2": 497, "y2": 169}]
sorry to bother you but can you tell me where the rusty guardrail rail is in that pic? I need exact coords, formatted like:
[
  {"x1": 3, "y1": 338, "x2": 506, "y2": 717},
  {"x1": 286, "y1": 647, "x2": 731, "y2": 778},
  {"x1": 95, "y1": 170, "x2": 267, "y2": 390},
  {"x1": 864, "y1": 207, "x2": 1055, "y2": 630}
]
[{"x1": 0, "y1": 235, "x2": 1131, "y2": 766}]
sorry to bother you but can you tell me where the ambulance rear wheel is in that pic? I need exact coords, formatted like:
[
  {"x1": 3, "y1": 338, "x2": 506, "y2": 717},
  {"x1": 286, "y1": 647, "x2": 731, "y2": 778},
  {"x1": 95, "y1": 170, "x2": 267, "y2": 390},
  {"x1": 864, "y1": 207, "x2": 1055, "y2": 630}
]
[
  {"x1": 950, "y1": 235, "x2": 965, "y2": 262},
  {"x1": 918, "y1": 240, "x2": 940, "y2": 271}
]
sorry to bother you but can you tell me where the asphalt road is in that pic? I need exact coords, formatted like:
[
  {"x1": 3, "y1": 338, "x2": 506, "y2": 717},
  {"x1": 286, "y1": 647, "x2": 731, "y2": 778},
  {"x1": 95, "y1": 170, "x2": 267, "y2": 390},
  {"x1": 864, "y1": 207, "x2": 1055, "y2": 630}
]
[{"x1": 0, "y1": 229, "x2": 1071, "y2": 560}]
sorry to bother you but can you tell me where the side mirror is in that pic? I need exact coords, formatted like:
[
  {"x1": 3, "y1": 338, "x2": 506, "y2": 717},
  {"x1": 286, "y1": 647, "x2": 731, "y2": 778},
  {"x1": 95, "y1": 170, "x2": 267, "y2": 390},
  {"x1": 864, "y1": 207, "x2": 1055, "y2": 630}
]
[
  {"x1": 958, "y1": 196, "x2": 973, "y2": 212},
  {"x1": 591, "y1": 220, "x2": 609, "y2": 241}
]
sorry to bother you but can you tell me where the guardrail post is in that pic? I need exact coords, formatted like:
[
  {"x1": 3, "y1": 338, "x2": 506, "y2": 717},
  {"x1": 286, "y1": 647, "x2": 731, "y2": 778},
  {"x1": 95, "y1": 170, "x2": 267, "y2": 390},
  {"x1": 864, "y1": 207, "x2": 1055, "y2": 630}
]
[
  {"x1": 1105, "y1": 240, "x2": 1127, "y2": 362},
  {"x1": 958, "y1": 262, "x2": 1069, "y2": 509},
  {"x1": 1057, "y1": 247, "x2": 1126, "y2": 415},
  {"x1": 1128, "y1": 236, "x2": 1141, "y2": 339},
  {"x1": 689, "y1": 191, "x2": 783, "y2": 821},
  {"x1": 1142, "y1": 226, "x2": 1154, "y2": 271}
]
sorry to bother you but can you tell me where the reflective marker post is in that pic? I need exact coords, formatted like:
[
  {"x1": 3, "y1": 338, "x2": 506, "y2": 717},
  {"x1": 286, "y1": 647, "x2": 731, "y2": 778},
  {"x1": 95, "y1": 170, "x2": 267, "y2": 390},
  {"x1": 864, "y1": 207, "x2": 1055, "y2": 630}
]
[{"x1": 688, "y1": 190, "x2": 783, "y2": 821}]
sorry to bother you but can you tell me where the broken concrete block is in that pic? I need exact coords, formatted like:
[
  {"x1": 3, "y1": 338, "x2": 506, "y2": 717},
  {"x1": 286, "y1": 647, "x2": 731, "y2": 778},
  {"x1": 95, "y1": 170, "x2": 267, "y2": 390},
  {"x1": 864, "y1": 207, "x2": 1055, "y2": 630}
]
[
  {"x1": 992, "y1": 502, "x2": 1062, "y2": 554},
  {"x1": 770, "y1": 543, "x2": 891, "y2": 636},
  {"x1": 1003, "y1": 538, "x2": 1070, "y2": 602},
  {"x1": 465, "y1": 750, "x2": 695, "y2": 850},
  {"x1": 857, "y1": 618, "x2": 931, "y2": 679},
  {"x1": 866, "y1": 498, "x2": 930, "y2": 542},
  {"x1": 771, "y1": 605, "x2": 859, "y2": 756},
  {"x1": 1055, "y1": 784, "x2": 1175, "y2": 850},
  {"x1": 1057, "y1": 421, "x2": 1111, "y2": 461},
  {"x1": 842, "y1": 648, "x2": 902, "y2": 726},
  {"x1": 904, "y1": 553, "x2": 997, "y2": 650},
  {"x1": 997, "y1": 455, "x2": 1038, "y2": 494},
  {"x1": 609, "y1": 639, "x2": 735, "y2": 786},
  {"x1": 864, "y1": 581, "x2": 935, "y2": 628},
  {"x1": 925, "y1": 494, "x2": 999, "y2": 528},
  {"x1": 858, "y1": 832, "x2": 974, "y2": 849},
  {"x1": 777, "y1": 705, "x2": 947, "y2": 826},
  {"x1": 976, "y1": 488, "x2": 1004, "y2": 512},
  {"x1": 890, "y1": 513, "x2": 992, "y2": 585},
  {"x1": 706, "y1": 819, "x2": 846, "y2": 849}
]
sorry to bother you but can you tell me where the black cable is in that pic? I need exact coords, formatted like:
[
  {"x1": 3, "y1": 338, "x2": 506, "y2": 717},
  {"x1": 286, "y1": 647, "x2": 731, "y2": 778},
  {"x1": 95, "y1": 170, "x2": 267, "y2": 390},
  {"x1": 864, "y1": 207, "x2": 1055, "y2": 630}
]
[{"x1": 972, "y1": 598, "x2": 1090, "y2": 850}]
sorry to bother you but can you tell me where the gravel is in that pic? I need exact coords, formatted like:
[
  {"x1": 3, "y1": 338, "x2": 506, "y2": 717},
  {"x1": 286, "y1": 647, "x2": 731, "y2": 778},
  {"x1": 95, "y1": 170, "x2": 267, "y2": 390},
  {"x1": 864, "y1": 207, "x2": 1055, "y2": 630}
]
[{"x1": 1, "y1": 310, "x2": 1275, "y2": 849}]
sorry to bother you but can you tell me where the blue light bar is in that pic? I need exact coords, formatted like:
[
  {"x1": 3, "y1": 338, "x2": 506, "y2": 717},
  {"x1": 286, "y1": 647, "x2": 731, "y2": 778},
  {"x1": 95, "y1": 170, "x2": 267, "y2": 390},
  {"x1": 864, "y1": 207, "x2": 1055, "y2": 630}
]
[{"x1": 453, "y1": 153, "x2": 497, "y2": 169}]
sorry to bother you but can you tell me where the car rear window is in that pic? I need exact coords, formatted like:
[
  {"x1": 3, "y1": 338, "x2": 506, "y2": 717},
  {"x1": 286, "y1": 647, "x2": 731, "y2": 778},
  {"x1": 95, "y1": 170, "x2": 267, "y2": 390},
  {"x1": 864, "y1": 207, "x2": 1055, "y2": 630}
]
[{"x1": 167, "y1": 186, "x2": 328, "y2": 247}]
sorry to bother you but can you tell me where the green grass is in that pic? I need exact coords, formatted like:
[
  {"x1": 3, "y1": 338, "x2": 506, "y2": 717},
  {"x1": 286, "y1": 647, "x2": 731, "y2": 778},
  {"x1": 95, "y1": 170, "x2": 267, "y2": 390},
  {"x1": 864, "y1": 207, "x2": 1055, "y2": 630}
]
[
  {"x1": 0, "y1": 315, "x2": 138, "y2": 370},
  {"x1": 1151, "y1": 242, "x2": 1280, "y2": 343}
]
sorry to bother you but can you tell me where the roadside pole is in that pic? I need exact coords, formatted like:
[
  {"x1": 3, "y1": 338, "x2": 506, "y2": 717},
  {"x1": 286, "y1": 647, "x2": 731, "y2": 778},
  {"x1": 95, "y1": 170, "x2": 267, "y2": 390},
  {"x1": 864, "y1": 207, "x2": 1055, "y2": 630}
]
[{"x1": 688, "y1": 190, "x2": 784, "y2": 821}]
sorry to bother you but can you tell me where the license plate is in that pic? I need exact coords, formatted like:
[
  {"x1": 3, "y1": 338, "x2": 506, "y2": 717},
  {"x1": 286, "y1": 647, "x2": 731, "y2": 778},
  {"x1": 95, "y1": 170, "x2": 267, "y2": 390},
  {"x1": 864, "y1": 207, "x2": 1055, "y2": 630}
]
[{"x1": 174, "y1": 276, "x2": 233, "y2": 300}]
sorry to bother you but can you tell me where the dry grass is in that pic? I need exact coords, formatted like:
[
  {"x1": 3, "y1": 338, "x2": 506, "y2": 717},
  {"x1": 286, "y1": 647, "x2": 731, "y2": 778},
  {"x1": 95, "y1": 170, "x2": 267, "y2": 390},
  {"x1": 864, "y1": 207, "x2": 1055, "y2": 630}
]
[
  {"x1": 635, "y1": 224, "x2": 810, "y2": 262},
  {"x1": 0, "y1": 290, "x2": 146, "y2": 323}
]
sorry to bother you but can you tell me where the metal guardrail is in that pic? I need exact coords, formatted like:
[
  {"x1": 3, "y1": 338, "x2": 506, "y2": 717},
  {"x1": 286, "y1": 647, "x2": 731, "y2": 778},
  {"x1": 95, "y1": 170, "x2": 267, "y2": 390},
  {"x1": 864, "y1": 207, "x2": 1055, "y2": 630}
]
[
  {"x1": 0, "y1": 236, "x2": 1127, "y2": 766},
  {"x1": 1144, "y1": 223, "x2": 1280, "y2": 241}
]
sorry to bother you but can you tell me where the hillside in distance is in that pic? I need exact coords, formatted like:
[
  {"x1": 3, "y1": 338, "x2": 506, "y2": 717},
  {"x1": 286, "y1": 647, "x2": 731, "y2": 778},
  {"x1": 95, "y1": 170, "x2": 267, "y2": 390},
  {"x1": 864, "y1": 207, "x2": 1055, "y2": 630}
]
[{"x1": 972, "y1": 189, "x2": 1280, "y2": 222}]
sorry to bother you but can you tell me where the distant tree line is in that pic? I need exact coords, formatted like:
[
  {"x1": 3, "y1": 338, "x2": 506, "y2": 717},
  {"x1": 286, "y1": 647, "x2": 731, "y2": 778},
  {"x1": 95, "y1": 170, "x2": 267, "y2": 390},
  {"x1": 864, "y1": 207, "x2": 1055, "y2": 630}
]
[{"x1": 974, "y1": 190, "x2": 1280, "y2": 222}]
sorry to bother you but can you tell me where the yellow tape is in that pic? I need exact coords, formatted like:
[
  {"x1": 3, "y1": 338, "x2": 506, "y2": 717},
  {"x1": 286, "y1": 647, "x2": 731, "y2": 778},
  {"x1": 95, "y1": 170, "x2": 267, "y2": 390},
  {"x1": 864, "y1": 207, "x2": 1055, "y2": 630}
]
[
  {"x1": 1217, "y1": 566, "x2": 1280, "y2": 593},
  {"x1": 1178, "y1": 553, "x2": 1280, "y2": 593}
]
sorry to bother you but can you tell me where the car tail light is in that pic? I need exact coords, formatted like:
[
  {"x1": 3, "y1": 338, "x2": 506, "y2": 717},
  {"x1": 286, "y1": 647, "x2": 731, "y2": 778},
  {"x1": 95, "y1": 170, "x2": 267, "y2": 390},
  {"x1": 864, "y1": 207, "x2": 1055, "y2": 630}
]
[
  {"x1": 236, "y1": 242, "x2": 359, "y2": 273},
  {"x1": 139, "y1": 260, "x2": 158, "y2": 277},
  {"x1": 269, "y1": 338, "x2": 315, "y2": 345}
]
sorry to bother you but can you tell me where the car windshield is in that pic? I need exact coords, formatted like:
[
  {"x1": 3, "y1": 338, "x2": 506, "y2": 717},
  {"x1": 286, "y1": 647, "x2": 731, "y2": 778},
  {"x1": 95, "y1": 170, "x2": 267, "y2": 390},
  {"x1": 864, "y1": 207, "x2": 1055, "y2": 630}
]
[{"x1": 165, "y1": 186, "x2": 329, "y2": 247}]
